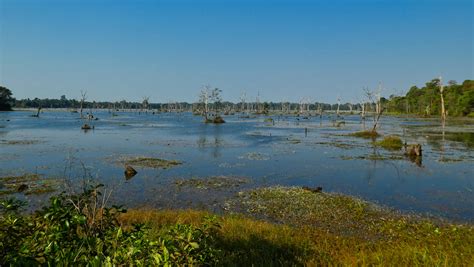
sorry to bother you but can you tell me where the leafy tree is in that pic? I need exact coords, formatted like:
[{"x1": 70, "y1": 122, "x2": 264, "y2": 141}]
[
  {"x1": 0, "y1": 86, "x2": 14, "y2": 111},
  {"x1": 385, "y1": 79, "x2": 473, "y2": 117}
]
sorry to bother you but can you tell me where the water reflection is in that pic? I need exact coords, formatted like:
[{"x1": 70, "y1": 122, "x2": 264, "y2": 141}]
[
  {"x1": 0, "y1": 111, "x2": 473, "y2": 221},
  {"x1": 196, "y1": 124, "x2": 224, "y2": 158}
]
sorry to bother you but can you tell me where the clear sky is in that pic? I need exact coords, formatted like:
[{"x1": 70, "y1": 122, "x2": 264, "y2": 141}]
[{"x1": 0, "y1": 0, "x2": 472, "y2": 103}]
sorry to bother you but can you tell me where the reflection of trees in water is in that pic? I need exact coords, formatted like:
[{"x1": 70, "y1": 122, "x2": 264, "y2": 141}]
[
  {"x1": 196, "y1": 125, "x2": 223, "y2": 158},
  {"x1": 364, "y1": 144, "x2": 406, "y2": 185},
  {"x1": 427, "y1": 132, "x2": 474, "y2": 150}
]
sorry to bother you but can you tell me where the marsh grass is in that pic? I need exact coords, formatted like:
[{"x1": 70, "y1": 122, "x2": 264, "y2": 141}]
[
  {"x1": 0, "y1": 174, "x2": 60, "y2": 196},
  {"x1": 175, "y1": 176, "x2": 249, "y2": 190},
  {"x1": 122, "y1": 157, "x2": 182, "y2": 169},
  {"x1": 220, "y1": 186, "x2": 474, "y2": 265},
  {"x1": 239, "y1": 152, "x2": 270, "y2": 161},
  {"x1": 286, "y1": 137, "x2": 301, "y2": 144},
  {"x1": 375, "y1": 135, "x2": 403, "y2": 150},
  {"x1": 340, "y1": 155, "x2": 404, "y2": 161},
  {"x1": 349, "y1": 130, "x2": 380, "y2": 139},
  {"x1": 0, "y1": 139, "x2": 42, "y2": 145},
  {"x1": 120, "y1": 204, "x2": 474, "y2": 266}
]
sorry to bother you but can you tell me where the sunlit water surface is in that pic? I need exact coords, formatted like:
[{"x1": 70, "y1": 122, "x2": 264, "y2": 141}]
[{"x1": 0, "y1": 111, "x2": 473, "y2": 222}]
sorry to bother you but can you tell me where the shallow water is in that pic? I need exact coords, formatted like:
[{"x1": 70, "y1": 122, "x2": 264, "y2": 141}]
[{"x1": 0, "y1": 110, "x2": 473, "y2": 222}]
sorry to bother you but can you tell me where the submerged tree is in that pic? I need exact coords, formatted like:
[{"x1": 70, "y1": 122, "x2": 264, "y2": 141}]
[
  {"x1": 199, "y1": 85, "x2": 212, "y2": 121},
  {"x1": 198, "y1": 85, "x2": 224, "y2": 123},
  {"x1": 79, "y1": 90, "x2": 87, "y2": 119},
  {"x1": 363, "y1": 85, "x2": 384, "y2": 133},
  {"x1": 0, "y1": 86, "x2": 14, "y2": 111},
  {"x1": 142, "y1": 96, "x2": 150, "y2": 112}
]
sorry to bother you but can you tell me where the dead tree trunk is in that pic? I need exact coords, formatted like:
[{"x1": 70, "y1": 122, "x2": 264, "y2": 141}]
[
  {"x1": 372, "y1": 108, "x2": 384, "y2": 132},
  {"x1": 80, "y1": 90, "x2": 87, "y2": 119},
  {"x1": 439, "y1": 76, "x2": 446, "y2": 122}
]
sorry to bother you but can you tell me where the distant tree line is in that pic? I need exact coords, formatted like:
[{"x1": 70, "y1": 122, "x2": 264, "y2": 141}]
[
  {"x1": 3, "y1": 79, "x2": 473, "y2": 117},
  {"x1": 384, "y1": 79, "x2": 473, "y2": 117},
  {"x1": 11, "y1": 96, "x2": 358, "y2": 113}
]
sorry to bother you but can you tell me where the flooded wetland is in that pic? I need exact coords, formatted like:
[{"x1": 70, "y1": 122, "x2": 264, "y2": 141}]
[{"x1": 1, "y1": 110, "x2": 473, "y2": 222}]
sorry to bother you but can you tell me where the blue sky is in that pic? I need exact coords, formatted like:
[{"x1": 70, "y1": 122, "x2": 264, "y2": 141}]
[{"x1": 0, "y1": 0, "x2": 472, "y2": 103}]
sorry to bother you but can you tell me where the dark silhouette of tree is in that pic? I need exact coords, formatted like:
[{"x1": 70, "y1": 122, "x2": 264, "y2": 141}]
[{"x1": 0, "y1": 86, "x2": 14, "y2": 111}]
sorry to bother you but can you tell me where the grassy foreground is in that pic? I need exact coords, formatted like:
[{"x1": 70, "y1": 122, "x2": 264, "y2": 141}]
[
  {"x1": 122, "y1": 187, "x2": 474, "y2": 266},
  {"x1": 1, "y1": 185, "x2": 473, "y2": 266}
]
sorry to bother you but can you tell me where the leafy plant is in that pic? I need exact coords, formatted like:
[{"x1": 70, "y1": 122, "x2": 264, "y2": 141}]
[{"x1": 0, "y1": 184, "x2": 221, "y2": 265}]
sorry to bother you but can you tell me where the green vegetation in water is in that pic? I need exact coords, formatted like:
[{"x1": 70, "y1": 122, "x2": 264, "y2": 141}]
[
  {"x1": 315, "y1": 141, "x2": 359, "y2": 149},
  {"x1": 239, "y1": 152, "x2": 270, "y2": 161},
  {"x1": 123, "y1": 157, "x2": 182, "y2": 169},
  {"x1": 349, "y1": 130, "x2": 380, "y2": 139},
  {"x1": 0, "y1": 139, "x2": 42, "y2": 145},
  {"x1": 375, "y1": 135, "x2": 403, "y2": 150},
  {"x1": 444, "y1": 132, "x2": 474, "y2": 148},
  {"x1": 286, "y1": 137, "x2": 301, "y2": 144},
  {"x1": 175, "y1": 176, "x2": 249, "y2": 190},
  {"x1": 0, "y1": 174, "x2": 60, "y2": 196},
  {"x1": 340, "y1": 154, "x2": 404, "y2": 161}
]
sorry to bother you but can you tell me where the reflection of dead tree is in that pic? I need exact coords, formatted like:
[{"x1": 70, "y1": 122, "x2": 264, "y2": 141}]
[{"x1": 80, "y1": 90, "x2": 87, "y2": 119}]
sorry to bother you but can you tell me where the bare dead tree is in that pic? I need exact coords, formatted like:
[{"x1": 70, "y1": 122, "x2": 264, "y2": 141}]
[
  {"x1": 363, "y1": 86, "x2": 384, "y2": 132},
  {"x1": 240, "y1": 92, "x2": 247, "y2": 113},
  {"x1": 80, "y1": 90, "x2": 87, "y2": 119},
  {"x1": 142, "y1": 96, "x2": 150, "y2": 112},
  {"x1": 439, "y1": 76, "x2": 447, "y2": 123},
  {"x1": 199, "y1": 85, "x2": 212, "y2": 121},
  {"x1": 336, "y1": 96, "x2": 341, "y2": 117}
]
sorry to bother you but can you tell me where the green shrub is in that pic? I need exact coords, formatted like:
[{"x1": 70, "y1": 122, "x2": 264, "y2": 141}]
[
  {"x1": 349, "y1": 130, "x2": 380, "y2": 139},
  {"x1": 0, "y1": 184, "x2": 220, "y2": 265},
  {"x1": 375, "y1": 135, "x2": 403, "y2": 150}
]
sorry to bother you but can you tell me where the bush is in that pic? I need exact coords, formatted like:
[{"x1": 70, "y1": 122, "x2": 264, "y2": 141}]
[
  {"x1": 349, "y1": 130, "x2": 380, "y2": 139},
  {"x1": 0, "y1": 184, "x2": 220, "y2": 265},
  {"x1": 375, "y1": 135, "x2": 403, "y2": 150}
]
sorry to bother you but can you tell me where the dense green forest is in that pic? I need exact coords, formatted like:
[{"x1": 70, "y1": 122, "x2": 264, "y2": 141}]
[{"x1": 384, "y1": 79, "x2": 474, "y2": 117}]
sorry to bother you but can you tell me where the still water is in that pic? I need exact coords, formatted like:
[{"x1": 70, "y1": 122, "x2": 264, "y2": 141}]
[{"x1": 1, "y1": 110, "x2": 473, "y2": 222}]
